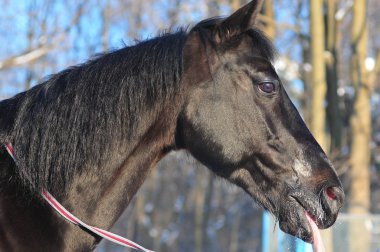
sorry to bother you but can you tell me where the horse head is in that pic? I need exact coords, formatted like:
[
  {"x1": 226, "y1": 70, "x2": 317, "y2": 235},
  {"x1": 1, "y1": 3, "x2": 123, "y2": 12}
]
[{"x1": 177, "y1": 0, "x2": 344, "y2": 242}]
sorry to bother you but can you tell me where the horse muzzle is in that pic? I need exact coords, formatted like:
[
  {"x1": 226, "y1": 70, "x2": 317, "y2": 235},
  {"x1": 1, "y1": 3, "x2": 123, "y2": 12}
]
[{"x1": 279, "y1": 183, "x2": 344, "y2": 242}]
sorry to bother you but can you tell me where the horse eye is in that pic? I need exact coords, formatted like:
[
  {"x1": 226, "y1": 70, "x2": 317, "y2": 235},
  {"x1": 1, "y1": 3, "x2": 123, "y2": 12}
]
[{"x1": 258, "y1": 82, "x2": 276, "y2": 94}]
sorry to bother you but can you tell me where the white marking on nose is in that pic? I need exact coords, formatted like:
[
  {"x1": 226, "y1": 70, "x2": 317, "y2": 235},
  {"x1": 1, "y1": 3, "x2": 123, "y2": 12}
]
[{"x1": 293, "y1": 156, "x2": 312, "y2": 177}]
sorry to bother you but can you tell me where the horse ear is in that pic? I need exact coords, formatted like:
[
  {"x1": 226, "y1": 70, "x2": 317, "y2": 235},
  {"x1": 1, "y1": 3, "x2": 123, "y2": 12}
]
[{"x1": 221, "y1": 0, "x2": 263, "y2": 37}]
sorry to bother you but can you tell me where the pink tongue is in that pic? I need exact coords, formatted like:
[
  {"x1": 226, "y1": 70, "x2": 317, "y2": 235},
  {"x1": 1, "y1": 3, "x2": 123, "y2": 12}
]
[{"x1": 305, "y1": 213, "x2": 325, "y2": 252}]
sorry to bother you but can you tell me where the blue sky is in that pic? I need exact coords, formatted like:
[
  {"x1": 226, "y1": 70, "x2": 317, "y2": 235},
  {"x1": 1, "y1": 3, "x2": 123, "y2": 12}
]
[{"x1": 0, "y1": 0, "x2": 305, "y2": 99}]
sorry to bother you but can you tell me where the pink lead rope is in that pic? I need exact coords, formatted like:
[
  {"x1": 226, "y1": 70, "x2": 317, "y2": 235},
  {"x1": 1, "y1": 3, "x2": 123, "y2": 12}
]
[{"x1": 5, "y1": 143, "x2": 154, "y2": 252}]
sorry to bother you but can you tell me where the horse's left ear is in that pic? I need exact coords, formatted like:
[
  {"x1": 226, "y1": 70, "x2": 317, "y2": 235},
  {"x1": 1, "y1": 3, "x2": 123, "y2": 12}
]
[{"x1": 221, "y1": 0, "x2": 263, "y2": 37}]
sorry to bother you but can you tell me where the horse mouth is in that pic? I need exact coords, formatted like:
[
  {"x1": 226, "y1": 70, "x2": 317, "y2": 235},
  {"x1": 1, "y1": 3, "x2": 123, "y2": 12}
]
[
  {"x1": 278, "y1": 196, "x2": 317, "y2": 243},
  {"x1": 279, "y1": 192, "x2": 340, "y2": 244}
]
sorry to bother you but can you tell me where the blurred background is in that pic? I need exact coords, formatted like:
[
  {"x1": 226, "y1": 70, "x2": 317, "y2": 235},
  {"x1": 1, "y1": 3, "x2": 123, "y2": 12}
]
[{"x1": 0, "y1": 0, "x2": 379, "y2": 251}]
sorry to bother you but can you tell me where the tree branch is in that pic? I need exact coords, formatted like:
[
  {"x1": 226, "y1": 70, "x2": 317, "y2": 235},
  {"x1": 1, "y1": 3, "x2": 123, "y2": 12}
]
[{"x1": 0, "y1": 46, "x2": 51, "y2": 70}]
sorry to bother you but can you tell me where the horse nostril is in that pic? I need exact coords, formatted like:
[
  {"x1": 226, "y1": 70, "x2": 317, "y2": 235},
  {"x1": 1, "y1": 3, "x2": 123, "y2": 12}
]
[
  {"x1": 325, "y1": 186, "x2": 343, "y2": 202},
  {"x1": 326, "y1": 187, "x2": 336, "y2": 200}
]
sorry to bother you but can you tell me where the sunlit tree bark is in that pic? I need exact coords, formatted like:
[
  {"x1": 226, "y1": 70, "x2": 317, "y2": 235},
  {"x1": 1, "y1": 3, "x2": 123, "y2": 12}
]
[
  {"x1": 310, "y1": 0, "x2": 328, "y2": 151},
  {"x1": 230, "y1": 0, "x2": 241, "y2": 11},
  {"x1": 260, "y1": 0, "x2": 275, "y2": 40},
  {"x1": 349, "y1": 0, "x2": 371, "y2": 251}
]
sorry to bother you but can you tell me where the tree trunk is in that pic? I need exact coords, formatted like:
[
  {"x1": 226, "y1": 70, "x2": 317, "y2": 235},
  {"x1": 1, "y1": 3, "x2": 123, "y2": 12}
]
[
  {"x1": 195, "y1": 171, "x2": 206, "y2": 252},
  {"x1": 325, "y1": 0, "x2": 342, "y2": 153},
  {"x1": 322, "y1": 2, "x2": 341, "y2": 251},
  {"x1": 133, "y1": 191, "x2": 146, "y2": 244},
  {"x1": 100, "y1": 0, "x2": 110, "y2": 51},
  {"x1": 229, "y1": 209, "x2": 241, "y2": 252},
  {"x1": 202, "y1": 174, "x2": 214, "y2": 251},
  {"x1": 349, "y1": 0, "x2": 371, "y2": 251},
  {"x1": 231, "y1": 0, "x2": 241, "y2": 11},
  {"x1": 310, "y1": 0, "x2": 328, "y2": 151},
  {"x1": 261, "y1": 0, "x2": 275, "y2": 40}
]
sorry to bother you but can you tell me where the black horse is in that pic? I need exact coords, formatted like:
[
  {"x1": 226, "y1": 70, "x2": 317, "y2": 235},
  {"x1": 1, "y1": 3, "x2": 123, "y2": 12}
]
[{"x1": 0, "y1": 1, "x2": 343, "y2": 251}]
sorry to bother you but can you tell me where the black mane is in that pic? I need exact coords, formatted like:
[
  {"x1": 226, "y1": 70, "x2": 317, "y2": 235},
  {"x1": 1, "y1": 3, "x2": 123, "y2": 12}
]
[{"x1": 0, "y1": 31, "x2": 187, "y2": 196}]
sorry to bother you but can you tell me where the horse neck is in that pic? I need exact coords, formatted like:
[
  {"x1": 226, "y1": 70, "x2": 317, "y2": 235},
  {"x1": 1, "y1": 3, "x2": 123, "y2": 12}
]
[
  {"x1": 0, "y1": 93, "x2": 184, "y2": 251},
  {"x1": 61, "y1": 100, "x2": 181, "y2": 238}
]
